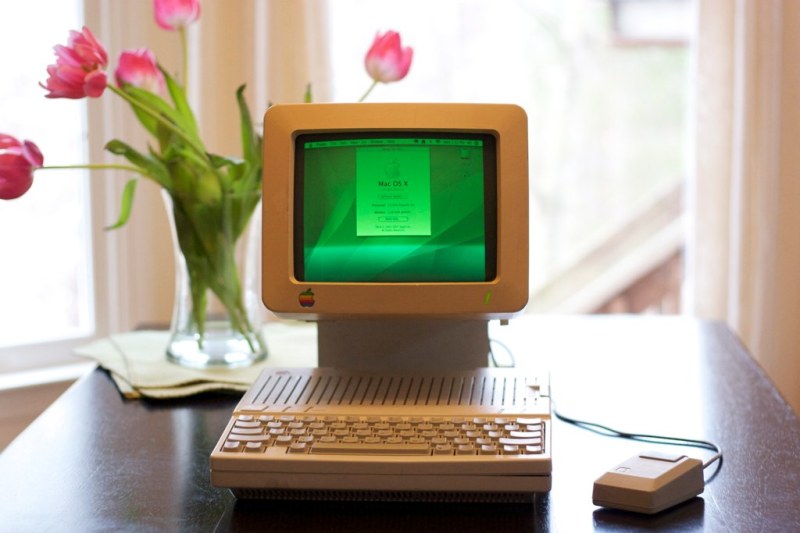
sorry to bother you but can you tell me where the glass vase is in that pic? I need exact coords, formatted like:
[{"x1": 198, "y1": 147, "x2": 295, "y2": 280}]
[{"x1": 163, "y1": 191, "x2": 267, "y2": 369}]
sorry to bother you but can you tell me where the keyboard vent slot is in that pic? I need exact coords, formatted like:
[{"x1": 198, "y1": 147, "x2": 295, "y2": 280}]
[{"x1": 249, "y1": 372, "x2": 537, "y2": 408}]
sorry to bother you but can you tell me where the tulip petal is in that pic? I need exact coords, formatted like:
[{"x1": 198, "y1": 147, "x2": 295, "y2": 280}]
[{"x1": 0, "y1": 153, "x2": 35, "y2": 200}]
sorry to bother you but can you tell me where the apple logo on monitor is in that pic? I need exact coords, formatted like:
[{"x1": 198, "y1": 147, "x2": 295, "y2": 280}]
[{"x1": 298, "y1": 289, "x2": 315, "y2": 308}]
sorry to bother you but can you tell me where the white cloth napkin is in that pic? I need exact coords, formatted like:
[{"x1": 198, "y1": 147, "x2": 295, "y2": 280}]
[{"x1": 74, "y1": 321, "x2": 317, "y2": 399}]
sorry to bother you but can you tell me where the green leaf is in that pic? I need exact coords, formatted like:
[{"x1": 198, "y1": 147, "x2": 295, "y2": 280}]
[
  {"x1": 236, "y1": 85, "x2": 259, "y2": 166},
  {"x1": 160, "y1": 65, "x2": 201, "y2": 142},
  {"x1": 105, "y1": 178, "x2": 138, "y2": 230},
  {"x1": 105, "y1": 139, "x2": 172, "y2": 190},
  {"x1": 120, "y1": 82, "x2": 205, "y2": 156}
]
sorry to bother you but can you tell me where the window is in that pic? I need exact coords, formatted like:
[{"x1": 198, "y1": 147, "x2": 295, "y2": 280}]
[
  {"x1": 324, "y1": 0, "x2": 692, "y2": 313},
  {"x1": 0, "y1": 1, "x2": 96, "y2": 371}
]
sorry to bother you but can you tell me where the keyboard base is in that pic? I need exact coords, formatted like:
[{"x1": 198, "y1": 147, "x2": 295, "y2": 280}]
[
  {"x1": 214, "y1": 470, "x2": 551, "y2": 498},
  {"x1": 230, "y1": 487, "x2": 542, "y2": 504}
]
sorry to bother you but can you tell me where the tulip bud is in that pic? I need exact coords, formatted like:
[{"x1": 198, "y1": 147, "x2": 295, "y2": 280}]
[
  {"x1": 364, "y1": 31, "x2": 413, "y2": 84},
  {"x1": 154, "y1": 0, "x2": 201, "y2": 31},
  {"x1": 0, "y1": 134, "x2": 43, "y2": 200},
  {"x1": 116, "y1": 48, "x2": 166, "y2": 94}
]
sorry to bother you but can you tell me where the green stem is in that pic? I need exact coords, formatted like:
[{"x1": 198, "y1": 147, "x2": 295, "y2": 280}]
[
  {"x1": 179, "y1": 27, "x2": 188, "y2": 90},
  {"x1": 358, "y1": 80, "x2": 379, "y2": 102},
  {"x1": 37, "y1": 163, "x2": 146, "y2": 174}
]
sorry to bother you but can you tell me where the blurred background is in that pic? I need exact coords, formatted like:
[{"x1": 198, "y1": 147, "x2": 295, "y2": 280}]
[{"x1": 1, "y1": 0, "x2": 798, "y2": 446}]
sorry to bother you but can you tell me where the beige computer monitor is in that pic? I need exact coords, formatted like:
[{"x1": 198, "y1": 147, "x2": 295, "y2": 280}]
[{"x1": 261, "y1": 103, "x2": 529, "y2": 370}]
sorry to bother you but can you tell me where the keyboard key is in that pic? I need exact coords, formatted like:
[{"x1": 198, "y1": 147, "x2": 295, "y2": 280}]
[
  {"x1": 526, "y1": 445, "x2": 544, "y2": 454},
  {"x1": 223, "y1": 440, "x2": 241, "y2": 452},
  {"x1": 310, "y1": 442, "x2": 431, "y2": 455},
  {"x1": 289, "y1": 442, "x2": 308, "y2": 454},
  {"x1": 244, "y1": 442, "x2": 263, "y2": 453},
  {"x1": 502, "y1": 445, "x2": 521, "y2": 455},
  {"x1": 509, "y1": 431, "x2": 542, "y2": 439},
  {"x1": 457, "y1": 444, "x2": 477, "y2": 455},
  {"x1": 226, "y1": 434, "x2": 271, "y2": 443},
  {"x1": 434, "y1": 444, "x2": 453, "y2": 455},
  {"x1": 480, "y1": 444, "x2": 499, "y2": 455},
  {"x1": 516, "y1": 417, "x2": 542, "y2": 426},
  {"x1": 499, "y1": 437, "x2": 542, "y2": 447},
  {"x1": 231, "y1": 427, "x2": 264, "y2": 435},
  {"x1": 234, "y1": 420, "x2": 261, "y2": 429}
]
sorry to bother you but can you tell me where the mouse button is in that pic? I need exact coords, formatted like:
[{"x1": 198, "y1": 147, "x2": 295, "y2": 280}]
[{"x1": 639, "y1": 450, "x2": 686, "y2": 463}]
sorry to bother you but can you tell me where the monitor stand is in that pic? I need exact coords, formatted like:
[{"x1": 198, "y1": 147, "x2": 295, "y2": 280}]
[{"x1": 316, "y1": 319, "x2": 490, "y2": 373}]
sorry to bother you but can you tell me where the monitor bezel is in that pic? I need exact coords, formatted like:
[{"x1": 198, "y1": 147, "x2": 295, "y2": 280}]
[{"x1": 262, "y1": 103, "x2": 528, "y2": 320}]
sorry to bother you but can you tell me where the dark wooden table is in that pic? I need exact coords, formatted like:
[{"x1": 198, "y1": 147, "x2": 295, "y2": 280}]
[{"x1": 1, "y1": 316, "x2": 798, "y2": 532}]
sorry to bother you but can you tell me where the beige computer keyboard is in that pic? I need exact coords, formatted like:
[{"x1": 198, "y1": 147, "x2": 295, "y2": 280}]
[{"x1": 210, "y1": 367, "x2": 552, "y2": 502}]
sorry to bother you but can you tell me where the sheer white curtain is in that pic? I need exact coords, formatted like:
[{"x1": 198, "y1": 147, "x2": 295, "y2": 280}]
[
  {"x1": 82, "y1": 0, "x2": 329, "y2": 335},
  {"x1": 686, "y1": 0, "x2": 800, "y2": 414}
]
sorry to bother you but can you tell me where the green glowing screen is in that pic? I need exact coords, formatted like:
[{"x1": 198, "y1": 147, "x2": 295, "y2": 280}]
[{"x1": 295, "y1": 134, "x2": 496, "y2": 282}]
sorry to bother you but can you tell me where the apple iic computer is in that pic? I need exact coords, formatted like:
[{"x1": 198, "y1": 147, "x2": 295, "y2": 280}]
[{"x1": 209, "y1": 102, "x2": 551, "y2": 503}]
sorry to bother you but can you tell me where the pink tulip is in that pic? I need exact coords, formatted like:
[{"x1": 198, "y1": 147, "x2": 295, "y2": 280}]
[
  {"x1": 41, "y1": 26, "x2": 108, "y2": 99},
  {"x1": 364, "y1": 31, "x2": 413, "y2": 83},
  {"x1": 0, "y1": 134, "x2": 44, "y2": 200},
  {"x1": 154, "y1": 0, "x2": 201, "y2": 31},
  {"x1": 115, "y1": 48, "x2": 166, "y2": 94}
]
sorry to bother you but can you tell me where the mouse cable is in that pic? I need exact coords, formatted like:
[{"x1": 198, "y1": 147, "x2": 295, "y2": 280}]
[
  {"x1": 552, "y1": 403, "x2": 724, "y2": 480},
  {"x1": 488, "y1": 338, "x2": 516, "y2": 368},
  {"x1": 486, "y1": 335, "x2": 723, "y2": 480}
]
